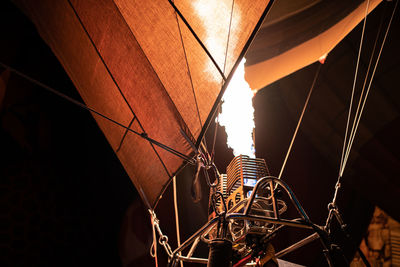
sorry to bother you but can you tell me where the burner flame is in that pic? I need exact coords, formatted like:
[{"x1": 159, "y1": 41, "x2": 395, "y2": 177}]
[{"x1": 219, "y1": 59, "x2": 255, "y2": 157}]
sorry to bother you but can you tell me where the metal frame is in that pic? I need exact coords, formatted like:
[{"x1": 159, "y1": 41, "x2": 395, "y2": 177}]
[{"x1": 166, "y1": 177, "x2": 336, "y2": 267}]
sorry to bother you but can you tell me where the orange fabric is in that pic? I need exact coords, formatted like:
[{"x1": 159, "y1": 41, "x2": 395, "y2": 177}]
[
  {"x1": 15, "y1": 0, "x2": 271, "y2": 208},
  {"x1": 245, "y1": 0, "x2": 382, "y2": 90}
]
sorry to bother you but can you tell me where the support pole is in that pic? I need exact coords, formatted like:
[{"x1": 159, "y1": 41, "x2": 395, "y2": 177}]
[{"x1": 207, "y1": 239, "x2": 232, "y2": 267}]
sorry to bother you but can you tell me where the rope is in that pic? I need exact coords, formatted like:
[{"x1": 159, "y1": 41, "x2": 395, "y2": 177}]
[
  {"x1": 339, "y1": 0, "x2": 371, "y2": 178},
  {"x1": 150, "y1": 210, "x2": 159, "y2": 267},
  {"x1": 149, "y1": 209, "x2": 174, "y2": 266},
  {"x1": 332, "y1": 0, "x2": 398, "y2": 207},
  {"x1": 173, "y1": 176, "x2": 184, "y2": 267},
  {"x1": 323, "y1": 5, "x2": 397, "y2": 266},
  {"x1": 278, "y1": 63, "x2": 322, "y2": 179},
  {"x1": 328, "y1": 1, "x2": 398, "y2": 207},
  {"x1": 341, "y1": 0, "x2": 398, "y2": 176},
  {"x1": 211, "y1": 103, "x2": 221, "y2": 161},
  {"x1": 333, "y1": 0, "x2": 373, "y2": 205},
  {"x1": 0, "y1": 62, "x2": 196, "y2": 165}
]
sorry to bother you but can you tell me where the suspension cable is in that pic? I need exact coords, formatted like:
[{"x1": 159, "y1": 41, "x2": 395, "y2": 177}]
[
  {"x1": 331, "y1": 0, "x2": 397, "y2": 207},
  {"x1": 342, "y1": 10, "x2": 384, "y2": 168},
  {"x1": 0, "y1": 62, "x2": 196, "y2": 165},
  {"x1": 149, "y1": 209, "x2": 174, "y2": 267},
  {"x1": 278, "y1": 62, "x2": 322, "y2": 179},
  {"x1": 173, "y1": 176, "x2": 184, "y2": 267},
  {"x1": 341, "y1": 0, "x2": 398, "y2": 176},
  {"x1": 338, "y1": 0, "x2": 371, "y2": 178},
  {"x1": 211, "y1": 103, "x2": 221, "y2": 161},
  {"x1": 150, "y1": 211, "x2": 159, "y2": 267}
]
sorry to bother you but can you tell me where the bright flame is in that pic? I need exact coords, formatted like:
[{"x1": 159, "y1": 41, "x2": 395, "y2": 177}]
[
  {"x1": 218, "y1": 59, "x2": 255, "y2": 157},
  {"x1": 192, "y1": 1, "x2": 252, "y2": 156},
  {"x1": 192, "y1": 0, "x2": 240, "y2": 82}
]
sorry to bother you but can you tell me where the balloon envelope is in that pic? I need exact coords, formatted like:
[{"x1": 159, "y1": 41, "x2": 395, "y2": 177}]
[
  {"x1": 245, "y1": 0, "x2": 382, "y2": 90},
  {"x1": 14, "y1": 0, "x2": 272, "y2": 208}
]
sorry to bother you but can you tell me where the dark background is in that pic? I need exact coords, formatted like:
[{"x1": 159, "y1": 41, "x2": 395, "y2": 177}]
[
  {"x1": 1, "y1": 1, "x2": 399, "y2": 266},
  {"x1": 0, "y1": 2, "x2": 136, "y2": 266}
]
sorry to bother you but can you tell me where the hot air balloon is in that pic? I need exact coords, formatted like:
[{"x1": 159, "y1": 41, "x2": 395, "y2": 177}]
[{"x1": 1, "y1": 0, "x2": 399, "y2": 266}]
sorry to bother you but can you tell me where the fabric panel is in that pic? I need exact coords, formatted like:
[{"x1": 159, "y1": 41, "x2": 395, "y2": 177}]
[
  {"x1": 245, "y1": 0, "x2": 382, "y2": 90},
  {"x1": 15, "y1": 0, "x2": 132, "y2": 150}
]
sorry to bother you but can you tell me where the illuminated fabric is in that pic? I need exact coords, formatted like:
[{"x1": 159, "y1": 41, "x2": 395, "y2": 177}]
[{"x1": 15, "y1": 0, "x2": 271, "y2": 208}]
